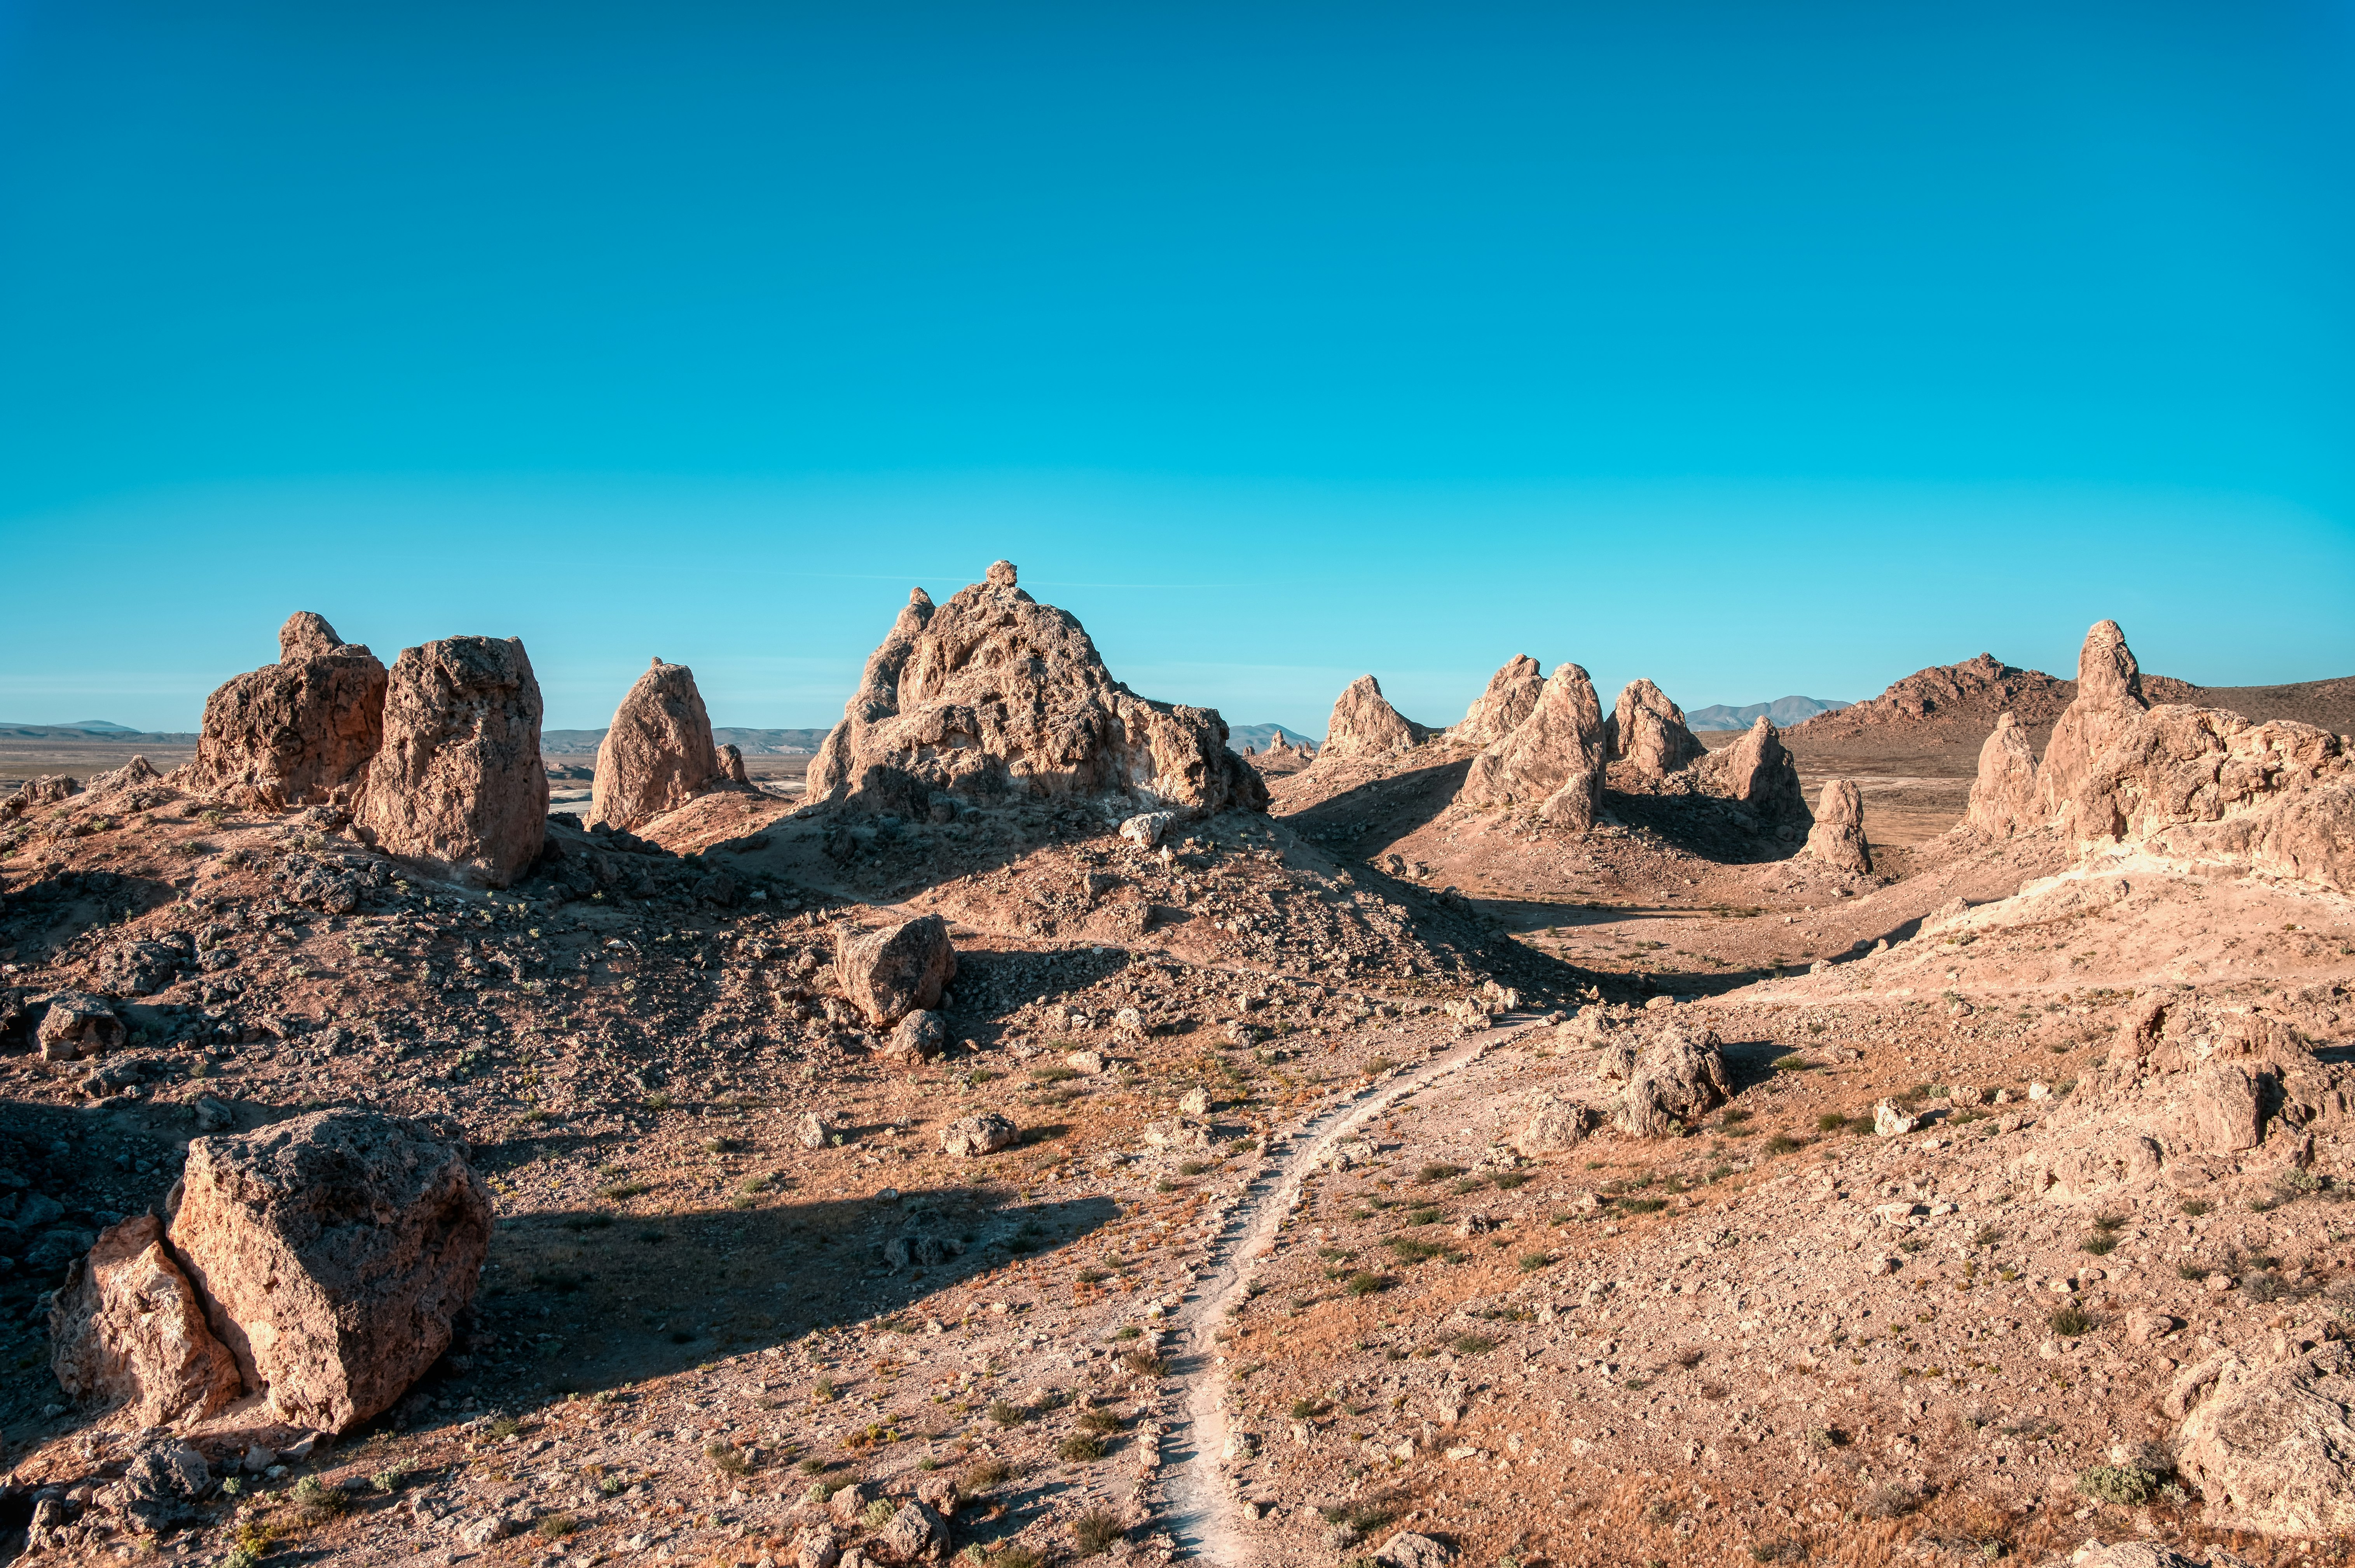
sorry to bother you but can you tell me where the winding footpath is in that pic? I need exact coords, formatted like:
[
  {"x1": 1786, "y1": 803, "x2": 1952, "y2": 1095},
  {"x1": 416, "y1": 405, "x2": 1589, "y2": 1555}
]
[{"x1": 1157, "y1": 1020, "x2": 1532, "y2": 1563}]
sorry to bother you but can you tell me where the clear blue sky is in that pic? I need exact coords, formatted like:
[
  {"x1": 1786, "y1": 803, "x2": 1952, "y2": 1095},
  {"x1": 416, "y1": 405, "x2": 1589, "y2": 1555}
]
[{"x1": 3, "y1": 2, "x2": 2350, "y2": 735}]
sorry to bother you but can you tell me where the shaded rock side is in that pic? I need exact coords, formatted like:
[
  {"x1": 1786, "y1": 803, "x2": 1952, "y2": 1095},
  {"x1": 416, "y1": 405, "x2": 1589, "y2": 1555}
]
[
  {"x1": 1457, "y1": 662, "x2": 1607, "y2": 828},
  {"x1": 1607, "y1": 678, "x2": 1706, "y2": 781},
  {"x1": 185, "y1": 612, "x2": 388, "y2": 812},
  {"x1": 836, "y1": 914, "x2": 958, "y2": 1026},
  {"x1": 356, "y1": 635, "x2": 549, "y2": 888},
  {"x1": 1452, "y1": 656, "x2": 1546, "y2": 748},
  {"x1": 168, "y1": 1109, "x2": 493, "y2": 1434},
  {"x1": 1319, "y1": 675, "x2": 1432, "y2": 761},
  {"x1": 2172, "y1": 1337, "x2": 2355, "y2": 1535},
  {"x1": 716, "y1": 743, "x2": 751, "y2": 785},
  {"x1": 2038, "y1": 620, "x2": 2149, "y2": 832},
  {"x1": 1801, "y1": 778, "x2": 1872, "y2": 874},
  {"x1": 1697, "y1": 716, "x2": 1810, "y2": 824},
  {"x1": 590, "y1": 659, "x2": 722, "y2": 831},
  {"x1": 1966, "y1": 712, "x2": 2041, "y2": 837},
  {"x1": 50, "y1": 1215, "x2": 242, "y2": 1429},
  {"x1": 808, "y1": 565, "x2": 1265, "y2": 815}
]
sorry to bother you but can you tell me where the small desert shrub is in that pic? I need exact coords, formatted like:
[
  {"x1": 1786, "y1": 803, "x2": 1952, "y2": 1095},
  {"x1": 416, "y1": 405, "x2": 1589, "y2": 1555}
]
[
  {"x1": 1073, "y1": 1509, "x2": 1125, "y2": 1556},
  {"x1": 484, "y1": 1415, "x2": 522, "y2": 1439},
  {"x1": 1859, "y1": 1482, "x2": 1920, "y2": 1518},
  {"x1": 707, "y1": 1441, "x2": 749, "y2": 1475},
  {"x1": 1404, "y1": 1206, "x2": 1442, "y2": 1226},
  {"x1": 1059, "y1": 1432, "x2": 1106, "y2": 1462},
  {"x1": 2077, "y1": 1463, "x2": 2157, "y2": 1506},
  {"x1": 1388, "y1": 1237, "x2": 1448, "y2": 1263},
  {"x1": 988, "y1": 1399, "x2": 1030, "y2": 1428},
  {"x1": 1119, "y1": 1348, "x2": 1169, "y2": 1378},
  {"x1": 1762, "y1": 1132, "x2": 1804, "y2": 1156},
  {"x1": 1076, "y1": 1407, "x2": 1123, "y2": 1434},
  {"x1": 1493, "y1": 1169, "x2": 1530, "y2": 1190},
  {"x1": 1518, "y1": 1251, "x2": 1550, "y2": 1272},
  {"x1": 1348, "y1": 1271, "x2": 1388, "y2": 1296},
  {"x1": 2243, "y1": 1270, "x2": 2285, "y2": 1303},
  {"x1": 1418, "y1": 1163, "x2": 1466, "y2": 1183},
  {"x1": 2081, "y1": 1234, "x2": 2118, "y2": 1256},
  {"x1": 2179, "y1": 1198, "x2": 2211, "y2": 1216},
  {"x1": 1618, "y1": 1196, "x2": 1667, "y2": 1215},
  {"x1": 597, "y1": 1179, "x2": 648, "y2": 1200},
  {"x1": 290, "y1": 1474, "x2": 348, "y2": 1518},
  {"x1": 958, "y1": 1459, "x2": 1012, "y2": 1498},
  {"x1": 537, "y1": 1514, "x2": 578, "y2": 1540},
  {"x1": 1449, "y1": 1333, "x2": 1497, "y2": 1355},
  {"x1": 2049, "y1": 1304, "x2": 2095, "y2": 1337}
]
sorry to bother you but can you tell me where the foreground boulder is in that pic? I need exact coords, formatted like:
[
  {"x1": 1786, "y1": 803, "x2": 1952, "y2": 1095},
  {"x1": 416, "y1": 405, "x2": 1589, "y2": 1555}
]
[
  {"x1": 2038, "y1": 619, "x2": 2149, "y2": 833},
  {"x1": 38, "y1": 992, "x2": 124, "y2": 1061},
  {"x1": 1801, "y1": 778, "x2": 1872, "y2": 874},
  {"x1": 50, "y1": 1215, "x2": 242, "y2": 1428},
  {"x1": 1599, "y1": 1022, "x2": 1730, "y2": 1135},
  {"x1": 590, "y1": 658, "x2": 722, "y2": 831},
  {"x1": 836, "y1": 915, "x2": 958, "y2": 1026},
  {"x1": 1457, "y1": 663, "x2": 1607, "y2": 828},
  {"x1": 1607, "y1": 678, "x2": 1705, "y2": 781},
  {"x1": 169, "y1": 1109, "x2": 492, "y2": 1433},
  {"x1": 1966, "y1": 712, "x2": 2041, "y2": 837},
  {"x1": 2170, "y1": 1335, "x2": 2355, "y2": 1535},
  {"x1": 1319, "y1": 675, "x2": 1431, "y2": 760},
  {"x1": 357, "y1": 635, "x2": 549, "y2": 888},
  {"x1": 1452, "y1": 657, "x2": 1547, "y2": 748},
  {"x1": 185, "y1": 611, "x2": 388, "y2": 812},
  {"x1": 810, "y1": 563, "x2": 1264, "y2": 816}
]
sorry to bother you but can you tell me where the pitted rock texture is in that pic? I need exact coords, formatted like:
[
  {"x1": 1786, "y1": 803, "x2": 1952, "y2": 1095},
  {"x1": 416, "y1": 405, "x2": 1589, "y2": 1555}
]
[
  {"x1": 835, "y1": 914, "x2": 958, "y2": 1026},
  {"x1": 2039, "y1": 620, "x2": 2150, "y2": 832},
  {"x1": 50, "y1": 1215, "x2": 242, "y2": 1429},
  {"x1": 1452, "y1": 656, "x2": 1546, "y2": 749},
  {"x1": 717, "y1": 743, "x2": 751, "y2": 786},
  {"x1": 591, "y1": 659, "x2": 722, "y2": 832},
  {"x1": 1319, "y1": 675, "x2": 1432, "y2": 760},
  {"x1": 357, "y1": 635, "x2": 549, "y2": 888},
  {"x1": 168, "y1": 1109, "x2": 493, "y2": 1433},
  {"x1": 808, "y1": 565, "x2": 1265, "y2": 816},
  {"x1": 1801, "y1": 778, "x2": 1872, "y2": 874},
  {"x1": 1967, "y1": 711, "x2": 2042, "y2": 837},
  {"x1": 38, "y1": 992, "x2": 124, "y2": 1061},
  {"x1": 2172, "y1": 1336, "x2": 2355, "y2": 1535},
  {"x1": 1697, "y1": 715, "x2": 1810, "y2": 825},
  {"x1": 1457, "y1": 662, "x2": 1607, "y2": 828},
  {"x1": 186, "y1": 612, "x2": 388, "y2": 813},
  {"x1": 1607, "y1": 678, "x2": 1705, "y2": 781},
  {"x1": 1597, "y1": 1021, "x2": 1731, "y2": 1135}
]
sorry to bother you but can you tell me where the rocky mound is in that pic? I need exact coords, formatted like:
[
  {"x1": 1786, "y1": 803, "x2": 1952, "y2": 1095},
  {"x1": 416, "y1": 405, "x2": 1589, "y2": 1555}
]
[
  {"x1": 1793, "y1": 650, "x2": 2201, "y2": 748},
  {"x1": 808, "y1": 562, "x2": 1266, "y2": 818},
  {"x1": 356, "y1": 636, "x2": 550, "y2": 888},
  {"x1": 1451, "y1": 656, "x2": 1546, "y2": 748},
  {"x1": 590, "y1": 658, "x2": 723, "y2": 831},
  {"x1": 1456, "y1": 662, "x2": 1606, "y2": 827},
  {"x1": 183, "y1": 612, "x2": 387, "y2": 811},
  {"x1": 1318, "y1": 675, "x2": 1432, "y2": 760},
  {"x1": 1605, "y1": 678, "x2": 1704, "y2": 781}
]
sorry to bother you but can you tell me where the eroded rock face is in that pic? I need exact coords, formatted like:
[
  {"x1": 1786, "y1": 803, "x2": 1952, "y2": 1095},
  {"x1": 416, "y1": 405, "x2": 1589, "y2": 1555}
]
[
  {"x1": 356, "y1": 636, "x2": 548, "y2": 888},
  {"x1": 168, "y1": 1109, "x2": 493, "y2": 1434},
  {"x1": 1453, "y1": 657, "x2": 1547, "y2": 748},
  {"x1": 186, "y1": 612, "x2": 388, "y2": 813},
  {"x1": 1696, "y1": 716, "x2": 1810, "y2": 825},
  {"x1": 1608, "y1": 679, "x2": 1705, "y2": 780},
  {"x1": 835, "y1": 915, "x2": 958, "y2": 1026},
  {"x1": 2172, "y1": 1336, "x2": 2355, "y2": 1535},
  {"x1": 1802, "y1": 778, "x2": 1872, "y2": 874},
  {"x1": 808, "y1": 565, "x2": 1265, "y2": 816},
  {"x1": 590, "y1": 659, "x2": 721, "y2": 832},
  {"x1": 1600, "y1": 1022, "x2": 1730, "y2": 1135},
  {"x1": 717, "y1": 743, "x2": 750, "y2": 785},
  {"x1": 38, "y1": 992, "x2": 124, "y2": 1062},
  {"x1": 50, "y1": 1215, "x2": 242, "y2": 1429},
  {"x1": 1458, "y1": 663, "x2": 1607, "y2": 828},
  {"x1": 1967, "y1": 712, "x2": 2041, "y2": 837},
  {"x1": 1320, "y1": 675, "x2": 1431, "y2": 760},
  {"x1": 2039, "y1": 620, "x2": 2149, "y2": 832},
  {"x1": 942, "y1": 1113, "x2": 1017, "y2": 1157}
]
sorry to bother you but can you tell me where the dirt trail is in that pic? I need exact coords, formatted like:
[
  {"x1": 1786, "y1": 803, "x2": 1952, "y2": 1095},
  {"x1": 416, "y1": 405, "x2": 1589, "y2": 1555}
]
[{"x1": 1158, "y1": 1020, "x2": 1529, "y2": 1563}]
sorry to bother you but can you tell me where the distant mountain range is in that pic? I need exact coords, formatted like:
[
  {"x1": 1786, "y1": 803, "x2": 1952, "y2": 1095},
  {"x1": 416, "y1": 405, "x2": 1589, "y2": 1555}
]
[
  {"x1": 540, "y1": 726, "x2": 834, "y2": 757},
  {"x1": 1229, "y1": 723, "x2": 1319, "y2": 752},
  {"x1": 1684, "y1": 696, "x2": 1852, "y2": 731},
  {"x1": 0, "y1": 721, "x2": 198, "y2": 741}
]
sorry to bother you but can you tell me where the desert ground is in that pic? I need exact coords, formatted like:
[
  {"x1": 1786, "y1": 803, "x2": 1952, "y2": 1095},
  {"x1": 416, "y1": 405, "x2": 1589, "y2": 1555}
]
[{"x1": 0, "y1": 577, "x2": 2349, "y2": 1568}]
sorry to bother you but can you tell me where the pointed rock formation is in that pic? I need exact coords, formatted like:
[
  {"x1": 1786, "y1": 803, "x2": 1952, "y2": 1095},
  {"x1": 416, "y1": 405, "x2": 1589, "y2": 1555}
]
[
  {"x1": 1458, "y1": 663, "x2": 1608, "y2": 828},
  {"x1": 590, "y1": 659, "x2": 721, "y2": 832},
  {"x1": 1967, "y1": 712, "x2": 2041, "y2": 837},
  {"x1": 1801, "y1": 778, "x2": 1872, "y2": 874},
  {"x1": 807, "y1": 563, "x2": 1265, "y2": 816},
  {"x1": 1697, "y1": 716, "x2": 1810, "y2": 825},
  {"x1": 1608, "y1": 678, "x2": 1706, "y2": 780},
  {"x1": 185, "y1": 612, "x2": 387, "y2": 812},
  {"x1": 1454, "y1": 656, "x2": 1547, "y2": 748},
  {"x1": 2039, "y1": 621, "x2": 2149, "y2": 832},
  {"x1": 1319, "y1": 675, "x2": 1431, "y2": 761},
  {"x1": 356, "y1": 636, "x2": 548, "y2": 888}
]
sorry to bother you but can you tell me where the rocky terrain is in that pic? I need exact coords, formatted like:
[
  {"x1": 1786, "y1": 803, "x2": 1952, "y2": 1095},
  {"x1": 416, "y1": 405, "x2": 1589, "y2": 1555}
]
[{"x1": 0, "y1": 591, "x2": 2348, "y2": 1568}]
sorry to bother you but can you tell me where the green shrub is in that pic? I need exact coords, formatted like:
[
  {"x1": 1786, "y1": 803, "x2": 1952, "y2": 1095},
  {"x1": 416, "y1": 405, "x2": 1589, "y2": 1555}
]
[
  {"x1": 2077, "y1": 1464, "x2": 2157, "y2": 1506},
  {"x1": 1058, "y1": 1433, "x2": 1106, "y2": 1462}
]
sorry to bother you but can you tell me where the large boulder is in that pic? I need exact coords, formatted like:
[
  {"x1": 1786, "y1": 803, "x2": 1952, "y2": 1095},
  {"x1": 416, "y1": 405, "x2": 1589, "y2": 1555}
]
[
  {"x1": 2172, "y1": 1336, "x2": 2355, "y2": 1535},
  {"x1": 835, "y1": 915, "x2": 958, "y2": 1026},
  {"x1": 1599, "y1": 1022, "x2": 1730, "y2": 1135},
  {"x1": 50, "y1": 1215, "x2": 242, "y2": 1429},
  {"x1": 1966, "y1": 712, "x2": 2041, "y2": 837},
  {"x1": 1607, "y1": 679, "x2": 1705, "y2": 781},
  {"x1": 1457, "y1": 663, "x2": 1607, "y2": 828},
  {"x1": 2037, "y1": 620, "x2": 2149, "y2": 832},
  {"x1": 38, "y1": 992, "x2": 124, "y2": 1062},
  {"x1": 1696, "y1": 716, "x2": 1810, "y2": 825},
  {"x1": 1318, "y1": 675, "x2": 1432, "y2": 760},
  {"x1": 590, "y1": 659, "x2": 722, "y2": 831},
  {"x1": 185, "y1": 612, "x2": 388, "y2": 812},
  {"x1": 1801, "y1": 778, "x2": 1871, "y2": 874},
  {"x1": 168, "y1": 1109, "x2": 493, "y2": 1433},
  {"x1": 1452, "y1": 657, "x2": 1546, "y2": 749},
  {"x1": 809, "y1": 564, "x2": 1265, "y2": 816},
  {"x1": 356, "y1": 636, "x2": 549, "y2": 888}
]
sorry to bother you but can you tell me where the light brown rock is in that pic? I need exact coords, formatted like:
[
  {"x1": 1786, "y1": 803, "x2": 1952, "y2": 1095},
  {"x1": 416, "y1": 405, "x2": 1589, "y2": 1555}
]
[
  {"x1": 1697, "y1": 715, "x2": 1810, "y2": 825},
  {"x1": 716, "y1": 743, "x2": 750, "y2": 785},
  {"x1": 589, "y1": 659, "x2": 721, "y2": 831},
  {"x1": 356, "y1": 635, "x2": 548, "y2": 888},
  {"x1": 186, "y1": 612, "x2": 387, "y2": 812},
  {"x1": 809, "y1": 566, "x2": 1265, "y2": 816},
  {"x1": 1453, "y1": 657, "x2": 1547, "y2": 748},
  {"x1": 168, "y1": 1109, "x2": 493, "y2": 1434},
  {"x1": 1801, "y1": 778, "x2": 1872, "y2": 874},
  {"x1": 85, "y1": 755, "x2": 162, "y2": 795},
  {"x1": 1607, "y1": 678, "x2": 1704, "y2": 780},
  {"x1": 1512, "y1": 1092, "x2": 1596, "y2": 1156},
  {"x1": 941, "y1": 1113, "x2": 1017, "y2": 1157},
  {"x1": 2173, "y1": 1338, "x2": 2355, "y2": 1535},
  {"x1": 1319, "y1": 675, "x2": 1431, "y2": 760},
  {"x1": 1458, "y1": 662, "x2": 1607, "y2": 828},
  {"x1": 2038, "y1": 620, "x2": 2149, "y2": 832},
  {"x1": 834, "y1": 915, "x2": 957, "y2": 1026},
  {"x1": 49, "y1": 1215, "x2": 242, "y2": 1428},
  {"x1": 1966, "y1": 711, "x2": 2041, "y2": 837},
  {"x1": 1603, "y1": 1022, "x2": 1729, "y2": 1135}
]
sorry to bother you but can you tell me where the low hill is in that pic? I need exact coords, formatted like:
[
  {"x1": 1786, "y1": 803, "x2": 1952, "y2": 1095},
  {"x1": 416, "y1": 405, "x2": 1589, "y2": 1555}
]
[{"x1": 1686, "y1": 696, "x2": 1849, "y2": 731}]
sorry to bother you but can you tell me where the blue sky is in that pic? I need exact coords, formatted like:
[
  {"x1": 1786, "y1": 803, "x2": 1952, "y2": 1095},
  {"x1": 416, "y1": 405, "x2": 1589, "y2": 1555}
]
[{"x1": 2, "y1": 2, "x2": 2350, "y2": 734}]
